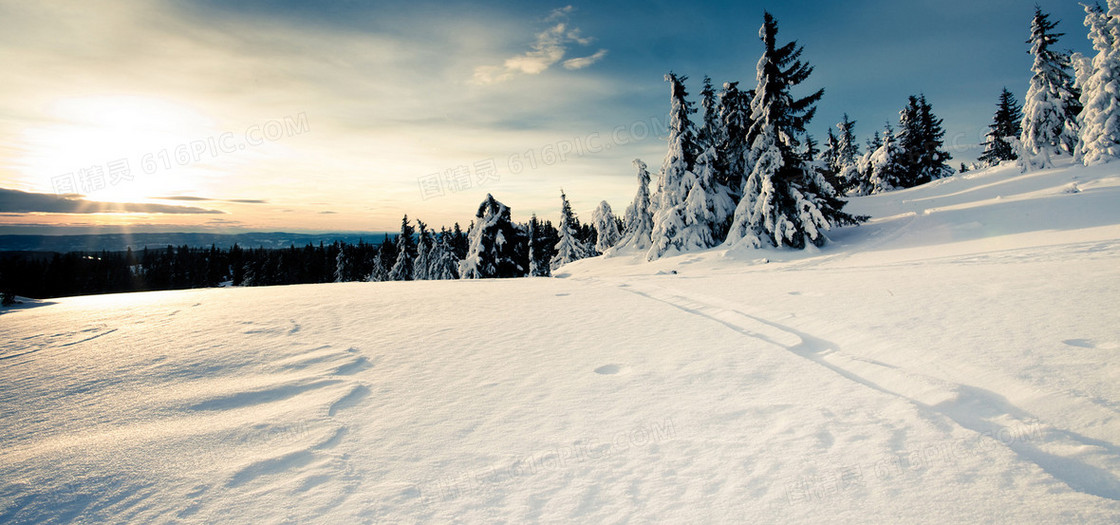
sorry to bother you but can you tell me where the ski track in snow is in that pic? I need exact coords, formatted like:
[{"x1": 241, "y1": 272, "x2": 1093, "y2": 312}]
[{"x1": 602, "y1": 279, "x2": 1120, "y2": 501}]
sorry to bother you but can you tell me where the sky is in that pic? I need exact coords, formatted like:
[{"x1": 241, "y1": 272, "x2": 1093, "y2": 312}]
[{"x1": 0, "y1": 0, "x2": 1099, "y2": 234}]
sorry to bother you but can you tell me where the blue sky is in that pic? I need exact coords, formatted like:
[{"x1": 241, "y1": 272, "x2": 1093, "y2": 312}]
[{"x1": 0, "y1": 0, "x2": 1097, "y2": 234}]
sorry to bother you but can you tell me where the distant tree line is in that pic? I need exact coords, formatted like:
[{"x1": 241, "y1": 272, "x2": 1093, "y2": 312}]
[{"x1": 0, "y1": 212, "x2": 607, "y2": 298}]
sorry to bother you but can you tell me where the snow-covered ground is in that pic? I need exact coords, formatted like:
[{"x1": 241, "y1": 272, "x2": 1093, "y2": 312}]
[{"x1": 2, "y1": 160, "x2": 1119, "y2": 523}]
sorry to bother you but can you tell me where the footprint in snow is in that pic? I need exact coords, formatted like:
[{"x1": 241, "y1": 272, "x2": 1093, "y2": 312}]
[
  {"x1": 1064, "y1": 338, "x2": 1119, "y2": 350},
  {"x1": 594, "y1": 364, "x2": 623, "y2": 375},
  {"x1": 1064, "y1": 339, "x2": 1096, "y2": 348}
]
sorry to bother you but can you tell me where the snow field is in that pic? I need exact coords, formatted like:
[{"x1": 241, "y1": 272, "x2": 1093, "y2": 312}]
[{"x1": 1, "y1": 159, "x2": 1119, "y2": 522}]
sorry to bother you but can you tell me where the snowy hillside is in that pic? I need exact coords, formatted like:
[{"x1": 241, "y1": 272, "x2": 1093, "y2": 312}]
[{"x1": 2, "y1": 160, "x2": 1119, "y2": 523}]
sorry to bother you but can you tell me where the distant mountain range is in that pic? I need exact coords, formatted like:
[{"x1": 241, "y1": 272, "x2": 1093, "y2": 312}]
[{"x1": 0, "y1": 232, "x2": 392, "y2": 253}]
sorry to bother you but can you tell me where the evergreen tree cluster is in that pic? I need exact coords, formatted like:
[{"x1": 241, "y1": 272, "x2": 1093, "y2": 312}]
[
  {"x1": 598, "y1": 12, "x2": 868, "y2": 257},
  {"x1": 847, "y1": 95, "x2": 955, "y2": 195},
  {"x1": 1016, "y1": 4, "x2": 1120, "y2": 169}
]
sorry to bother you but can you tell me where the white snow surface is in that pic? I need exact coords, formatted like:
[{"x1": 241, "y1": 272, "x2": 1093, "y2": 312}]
[{"x1": 2, "y1": 160, "x2": 1120, "y2": 523}]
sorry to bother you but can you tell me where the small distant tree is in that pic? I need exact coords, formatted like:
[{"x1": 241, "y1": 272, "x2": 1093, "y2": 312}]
[
  {"x1": 370, "y1": 233, "x2": 396, "y2": 282},
  {"x1": 615, "y1": 159, "x2": 654, "y2": 252},
  {"x1": 897, "y1": 94, "x2": 953, "y2": 186},
  {"x1": 427, "y1": 229, "x2": 460, "y2": 280},
  {"x1": 388, "y1": 215, "x2": 415, "y2": 281},
  {"x1": 591, "y1": 201, "x2": 621, "y2": 253},
  {"x1": 412, "y1": 220, "x2": 432, "y2": 280},
  {"x1": 551, "y1": 190, "x2": 591, "y2": 270},
  {"x1": 979, "y1": 88, "x2": 1024, "y2": 166},
  {"x1": 834, "y1": 115, "x2": 862, "y2": 193},
  {"x1": 333, "y1": 245, "x2": 349, "y2": 283},
  {"x1": 864, "y1": 125, "x2": 909, "y2": 193}
]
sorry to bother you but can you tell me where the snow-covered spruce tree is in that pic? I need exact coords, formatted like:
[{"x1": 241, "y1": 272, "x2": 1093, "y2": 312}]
[
  {"x1": 834, "y1": 115, "x2": 862, "y2": 193},
  {"x1": 550, "y1": 190, "x2": 591, "y2": 270},
  {"x1": 1076, "y1": 1, "x2": 1120, "y2": 165},
  {"x1": 614, "y1": 159, "x2": 654, "y2": 252},
  {"x1": 1021, "y1": 6, "x2": 1083, "y2": 169},
  {"x1": 412, "y1": 220, "x2": 432, "y2": 280},
  {"x1": 333, "y1": 245, "x2": 348, "y2": 283},
  {"x1": 697, "y1": 76, "x2": 723, "y2": 159},
  {"x1": 822, "y1": 129, "x2": 841, "y2": 178},
  {"x1": 369, "y1": 233, "x2": 396, "y2": 282},
  {"x1": 979, "y1": 88, "x2": 1025, "y2": 166},
  {"x1": 863, "y1": 125, "x2": 909, "y2": 194},
  {"x1": 851, "y1": 130, "x2": 884, "y2": 196},
  {"x1": 388, "y1": 215, "x2": 415, "y2": 281},
  {"x1": 648, "y1": 73, "x2": 735, "y2": 260},
  {"x1": 724, "y1": 13, "x2": 861, "y2": 250},
  {"x1": 591, "y1": 200, "x2": 621, "y2": 253},
  {"x1": 459, "y1": 194, "x2": 525, "y2": 279},
  {"x1": 527, "y1": 215, "x2": 546, "y2": 277},
  {"x1": 895, "y1": 95, "x2": 954, "y2": 187},
  {"x1": 427, "y1": 229, "x2": 460, "y2": 280},
  {"x1": 718, "y1": 81, "x2": 753, "y2": 196},
  {"x1": 529, "y1": 215, "x2": 559, "y2": 274}
]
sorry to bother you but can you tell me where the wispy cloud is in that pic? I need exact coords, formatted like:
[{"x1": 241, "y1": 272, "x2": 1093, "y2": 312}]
[
  {"x1": 151, "y1": 196, "x2": 268, "y2": 204},
  {"x1": 473, "y1": 6, "x2": 608, "y2": 84},
  {"x1": 563, "y1": 49, "x2": 608, "y2": 70},
  {"x1": 0, "y1": 188, "x2": 222, "y2": 214}
]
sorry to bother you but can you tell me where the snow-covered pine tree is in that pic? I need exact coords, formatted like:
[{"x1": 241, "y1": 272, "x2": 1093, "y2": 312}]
[
  {"x1": 718, "y1": 81, "x2": 753, "y2": 197},
  {"x1": 1075, "y1": 1, "x2": 1120, "y2": 165},
  {"x1": 1021, "y1": 7, "x2": 1083, "y2": 169},
  {"x1": 368, "y1": 234, "x2": 395, "y2": 281},
  {"x1": 613, "y1": 159, "x2": 654, "y2": 253},
  {"x1": 698, "y1": 77, "x2": 739, "y2": 232},
  {"x1": 979, "y1": 88, "x2": 1025, "y2": 166},
  {"x1": 591, "y1": 201, "x2": 621, "y2": 253},
  {"x1": 648, "y1": 73, "x2": 734, "y2": 259},
  {"x1": 851, "y1": 130, "x2": 884, "y2": 196},
  {"x1": 550, "y1": 190, "x2": 591, "y2": 270},
  {"x1": 427, "y1": 229, "x2": 460, "y2": 280},
  {"x1": 697, "y1": 76, "x2": 722, "y2": 159},
  {"x1": 532, "y1": 216, "x2": 559, "y2": 273},
  {"x1": 918, "y1": 95, "x2": 954, "y2": 183},
  {"x1": 527, "y1": 215, "x2": 545, "y2": 277},
  {"x1": 864, "y1": 124, "x2": 909, "y2": 194},
  {"x1": 834, "y1": 115, "x2": 862, "y2": 194},
  {"x1": 891, "y1": 95, "x2": 954, "y2": 186},
  {"x1": 823, "y1": 129, "x2": 841, "y2": 177},
  {"x1": 724, "y1": 13, "x2": 861, "y2": 250},
  {"x1": 333, "y1": 245, "x2": 348, "y2": 283},
  {"x1": 336, "y1": 244, "x2": 353, "y2": 282},
  {"x1": 412, "y1": 220, "x2": 431, "y2": 280},
  {"x1": 459, "y1": 194, "x2": 525, "y2": 279},
  {"x1": 388, "y1": 215, "x2": 415, "y2": 281}
]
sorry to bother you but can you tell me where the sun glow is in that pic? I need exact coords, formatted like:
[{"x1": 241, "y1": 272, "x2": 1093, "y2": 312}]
[{"x1": 16, "y1": 95, "x2": 216, "y2": 202}]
